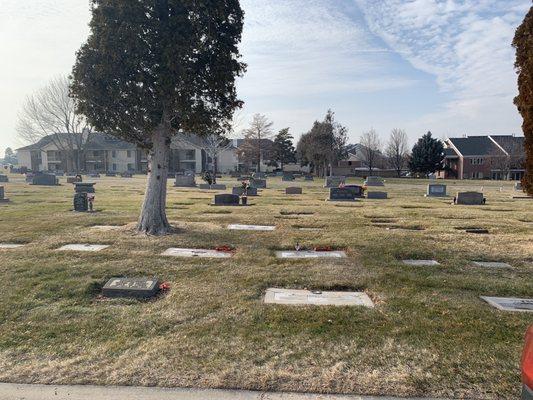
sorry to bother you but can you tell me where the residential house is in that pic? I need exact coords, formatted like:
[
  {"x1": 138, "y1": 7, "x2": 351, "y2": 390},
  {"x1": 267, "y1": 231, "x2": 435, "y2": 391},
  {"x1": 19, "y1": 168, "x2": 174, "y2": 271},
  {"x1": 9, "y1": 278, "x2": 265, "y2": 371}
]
[
  {"x1": 17, "y1": 132, "x2": 249, "y2": 174},
  {"x1": 438, "y1": 135, "x2": 525, "y2": 180}
]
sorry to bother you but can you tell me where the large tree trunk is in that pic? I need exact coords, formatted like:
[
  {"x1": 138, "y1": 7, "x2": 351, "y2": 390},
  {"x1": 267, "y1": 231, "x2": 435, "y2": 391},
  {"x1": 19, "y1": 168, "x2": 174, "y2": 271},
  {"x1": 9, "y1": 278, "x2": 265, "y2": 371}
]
[{"x1": 137, "y1": 126, "x2": 171, "y2": 235}]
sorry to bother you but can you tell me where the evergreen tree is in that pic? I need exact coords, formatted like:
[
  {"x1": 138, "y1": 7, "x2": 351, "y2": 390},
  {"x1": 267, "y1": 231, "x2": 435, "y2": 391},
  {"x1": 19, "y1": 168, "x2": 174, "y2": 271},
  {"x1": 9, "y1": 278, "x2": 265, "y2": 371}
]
[
  {"x1": 513, "y1": 6, "x2": 533, "y2": 195},
  {"x1": 272, "y1": 128, "x2": 296, "y2": 169},
  {"x1": 71, "y1": 0, "x2": 246, "y2": 235},
  {"x1": 408, "y1": 131, "x2": 444, "y2": 176},
  {"x1": 296, "y1": 110, "x2": 347, "y2": 177}
]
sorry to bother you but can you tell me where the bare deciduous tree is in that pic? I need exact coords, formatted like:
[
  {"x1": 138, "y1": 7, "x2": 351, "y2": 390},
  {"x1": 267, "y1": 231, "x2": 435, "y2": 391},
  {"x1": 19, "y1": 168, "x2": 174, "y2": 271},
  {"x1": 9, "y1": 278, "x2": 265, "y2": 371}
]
[
  {"x1": 238, "y1": 114, "x2": 274, "y2": 172},
  {"x1": 16, "y1": 76, "x2": 93, "y2": 172},
  {"x1": 359, "y1": 128, "x2": 382, "y2": 173},
  {"x1": 385, "y1": 128, "x2": 409, "y2": 177}
]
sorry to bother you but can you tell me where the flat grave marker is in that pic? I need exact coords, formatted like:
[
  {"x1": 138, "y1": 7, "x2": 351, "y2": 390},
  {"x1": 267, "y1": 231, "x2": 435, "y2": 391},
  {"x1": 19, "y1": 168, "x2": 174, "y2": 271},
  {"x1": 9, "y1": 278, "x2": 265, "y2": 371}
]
[
  {"x1": 57, "y1": 244, "x2": 110, "y2": 252},
  {"x1": 465, "y1": 228, "x2": 489, "y2": 234},
  {"x1": 227, "y1": 224, "x2": 275, "y2": 231},
  {"x1": 402, "y1": 259, "x2": 440, "y2": 266},
  {"x1": 0, "y1": 243, "x2": 25, "y2": 249},
  {"x1": 264, "y1": 288, "x2": 374, "y2": 307},
  {"x1": 102, "y1": 277, "x2": 160, "y2": 299},
  {"x1": 276, "y1": 250, "x2": 347, "y2": 259},
  {"x1": 481, "y1": 296, "x2": 533, "y2": 312},
  {"x1": 472, "y1": 261, "x2": 512, "y2": 269},
  {"x1": 90, "y1": 225, "x2": 123, "y2": 231},
  {"x1": 162, "y1": 248, "x2": 233, "y2": 258}
]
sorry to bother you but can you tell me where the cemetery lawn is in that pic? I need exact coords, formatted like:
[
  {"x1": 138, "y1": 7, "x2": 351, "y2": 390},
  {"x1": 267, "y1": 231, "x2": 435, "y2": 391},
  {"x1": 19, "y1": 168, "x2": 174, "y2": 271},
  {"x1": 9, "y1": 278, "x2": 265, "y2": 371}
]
[{"x1": 0, "y1": 174, "x2": 532, "y2": 400}]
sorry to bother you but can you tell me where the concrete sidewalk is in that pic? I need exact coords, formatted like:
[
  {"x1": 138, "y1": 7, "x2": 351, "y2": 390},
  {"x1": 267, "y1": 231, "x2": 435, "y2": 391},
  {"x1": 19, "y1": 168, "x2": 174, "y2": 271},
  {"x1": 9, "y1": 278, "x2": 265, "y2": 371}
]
[{"x1": 0, "y1": 383, "x2": 439, "y2": 400}]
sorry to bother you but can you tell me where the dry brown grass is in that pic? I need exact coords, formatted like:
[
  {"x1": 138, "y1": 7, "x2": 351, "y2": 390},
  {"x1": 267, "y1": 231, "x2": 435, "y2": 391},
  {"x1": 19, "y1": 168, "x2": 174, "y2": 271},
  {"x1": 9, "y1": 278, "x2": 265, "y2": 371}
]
[{"x1": 0, "y1": 173, "x2": 531, "y2": 399}]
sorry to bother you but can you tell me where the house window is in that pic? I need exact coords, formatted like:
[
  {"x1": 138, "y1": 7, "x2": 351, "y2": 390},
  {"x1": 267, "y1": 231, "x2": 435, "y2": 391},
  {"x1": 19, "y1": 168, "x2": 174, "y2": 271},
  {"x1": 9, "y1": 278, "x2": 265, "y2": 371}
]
[
  {"x1": 112, "y1": 163, "x2": 117, "y2": 171},
  {"x1": 127, "y1": 150, "x2": 132, "y2": 158},
  {"x1": 93, "y1": 150, "x2": 101, "y2": 157},
  {"x1": 112, "y1": 150, "x2": 116, "y2": 158}
]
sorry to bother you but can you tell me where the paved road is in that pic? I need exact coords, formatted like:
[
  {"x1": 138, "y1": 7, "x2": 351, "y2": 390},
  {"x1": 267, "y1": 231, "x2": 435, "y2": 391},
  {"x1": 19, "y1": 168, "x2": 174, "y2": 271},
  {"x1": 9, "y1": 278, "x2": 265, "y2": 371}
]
[{"x1": 0, "y1": 383, "x2": 441, "y2": 400}]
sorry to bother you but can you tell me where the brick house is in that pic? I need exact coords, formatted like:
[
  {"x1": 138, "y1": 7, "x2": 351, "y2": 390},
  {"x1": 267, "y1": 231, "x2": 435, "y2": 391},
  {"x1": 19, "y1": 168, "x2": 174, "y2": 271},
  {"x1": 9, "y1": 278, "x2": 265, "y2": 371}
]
[{"x1": 438, "y1": 135, "x2": 525, "y2": 180}]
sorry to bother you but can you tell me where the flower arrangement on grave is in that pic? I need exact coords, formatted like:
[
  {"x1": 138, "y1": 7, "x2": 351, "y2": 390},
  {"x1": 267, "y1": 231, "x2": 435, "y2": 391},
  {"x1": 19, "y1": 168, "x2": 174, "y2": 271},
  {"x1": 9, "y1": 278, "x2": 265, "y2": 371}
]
[
  {"x1": 202, "y1": 171, "x2": 216, "y2": 185},
  {"x1": 240, "y1": 180, "x2": 249, "y2": 205},
  {"x1": 215, "y1": 245, "x2": 235, "y2": 253},
  {"x1": 314, "y1": 245, "x2": 332, "y2": 252}
]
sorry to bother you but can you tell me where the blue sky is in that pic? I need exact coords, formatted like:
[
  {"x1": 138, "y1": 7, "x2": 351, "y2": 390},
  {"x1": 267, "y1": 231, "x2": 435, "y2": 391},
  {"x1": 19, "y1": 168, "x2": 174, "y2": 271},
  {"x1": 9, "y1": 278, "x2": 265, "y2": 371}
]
[{"x1": 0, "y1": 0, "x2": 529, "y2": 157}]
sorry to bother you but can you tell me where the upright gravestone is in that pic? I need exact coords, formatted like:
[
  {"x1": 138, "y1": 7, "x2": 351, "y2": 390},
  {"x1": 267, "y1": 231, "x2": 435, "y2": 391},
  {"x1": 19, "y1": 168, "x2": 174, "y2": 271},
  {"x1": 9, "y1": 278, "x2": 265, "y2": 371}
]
[
  {"x1": 32, "y1": 173, "x2": 59, "y2": 186},
  {"x1": 328, "y1": 187, "x2": 359, "y2": 201},
  {"x1": 103, "y1": 277, "x2": 160, "y2": 299},
  {"x1": 367, "y1": 191, "x2": 388, "y2": 199},
  {"x1": 25, "y1": 173, "x2": 34, "y2": 183},
  {"x1": 324, "y1": 176, "x2": 345, "y2": 188},
  {"x1": 121, "y1": 171, "x2": 133, "y2": 178},
  {"x1": 232, "y1": 186, "x2": 258, "y2": 196},
  {"x1": 304, "y1": 175, "x2": 314, "y2": 181},
  {"x1": 0, "y1": 186, "x2": 9, "y2": 203},
  {"x1": 286, "y1": 187, "x2": 302, "y2": 195},
  {"x1": 73, "y1": 183, "x2": 96, "y2": 212},
  {"x1": 514, "y1": 181, "x2": 523, "y2": 191},
  {"x1": 344, "y1": 185, "x2": 364, "y2": 198},
  {"x1": 213, "y1": 193, "x2": 240, "y2": 206},
  {"x1": 250, "y1": 178, "x2": 266, "y2": 189},
  {"x1": 174, "y1": 174, "x2": 196, "y2": 187},
  {"x1": 105, "y1": 172, "x2": 117, "y2": 177},
  {"x1": 282, "y1": 173, "x2": 295, "y2": 182},
  {"x1": 364, "y1": 176, "x2": 384, "y2": 186},
  {"x1": 455, "y1": 192, "x2": 485, "y2": 205},
  {"x1": 426, "y1": 184, "x2": 447, "y2": 197},
  {"x1": 0, "y1": 175, "x2": 8, "y2": 183},
  {"x1": 253, "y1": 172, "x2": 267, "y2": 179}
]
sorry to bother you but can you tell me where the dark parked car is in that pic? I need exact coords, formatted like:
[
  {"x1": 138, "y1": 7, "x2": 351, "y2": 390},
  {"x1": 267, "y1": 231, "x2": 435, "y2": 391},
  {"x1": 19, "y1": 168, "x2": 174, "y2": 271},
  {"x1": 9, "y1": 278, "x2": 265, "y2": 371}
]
[{"x1": 523, "y1": 325, "x2": 533, "y2": 399}]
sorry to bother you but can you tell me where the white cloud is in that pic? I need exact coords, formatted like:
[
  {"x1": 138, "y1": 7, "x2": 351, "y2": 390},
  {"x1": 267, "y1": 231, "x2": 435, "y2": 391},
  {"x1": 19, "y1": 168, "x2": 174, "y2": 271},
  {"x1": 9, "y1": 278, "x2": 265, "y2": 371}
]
[
  {"x1": 238, "y1": 0, "x2": 416, "y2": 128},
  {"x1": 355, "y1": 0, "x2": 529, "y2": 136}
]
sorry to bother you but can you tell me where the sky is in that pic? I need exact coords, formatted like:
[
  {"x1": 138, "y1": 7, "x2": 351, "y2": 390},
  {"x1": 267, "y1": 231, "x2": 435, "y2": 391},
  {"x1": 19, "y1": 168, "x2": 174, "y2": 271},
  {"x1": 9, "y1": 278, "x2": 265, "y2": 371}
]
[{"x1": 0, "y1": 0, "x2": 530, "y2": 158}]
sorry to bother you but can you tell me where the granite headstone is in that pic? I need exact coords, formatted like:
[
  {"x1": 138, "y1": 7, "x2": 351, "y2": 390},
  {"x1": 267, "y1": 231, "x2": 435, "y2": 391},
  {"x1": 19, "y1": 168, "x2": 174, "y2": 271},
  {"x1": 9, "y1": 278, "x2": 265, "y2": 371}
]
[
  {"x1": 103, "y1": 277, "x2": 160, "y2": 299},
  {"x1": 324, "y1": 176, "x2": 345, "y2": 188},
  {"x1": 214, "y1": 193, "x2": 240, "y2": 206},
  {"x1": 455, "y1": 191, "x2": 484, "y2": 205}
]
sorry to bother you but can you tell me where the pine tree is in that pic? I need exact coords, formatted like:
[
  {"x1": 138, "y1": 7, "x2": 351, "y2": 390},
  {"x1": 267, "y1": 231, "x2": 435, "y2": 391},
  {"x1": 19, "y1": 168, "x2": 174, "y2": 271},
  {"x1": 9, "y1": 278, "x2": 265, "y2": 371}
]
[
  {"x1": 272, "y1": 128, "x2": 296, "y2": 169},
  {"x1": 408, "y1": 132, "x2": 444, "y2": 177},
  {"x1": 71, "y1": 0, "x2": 246, "y2": 235}
]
